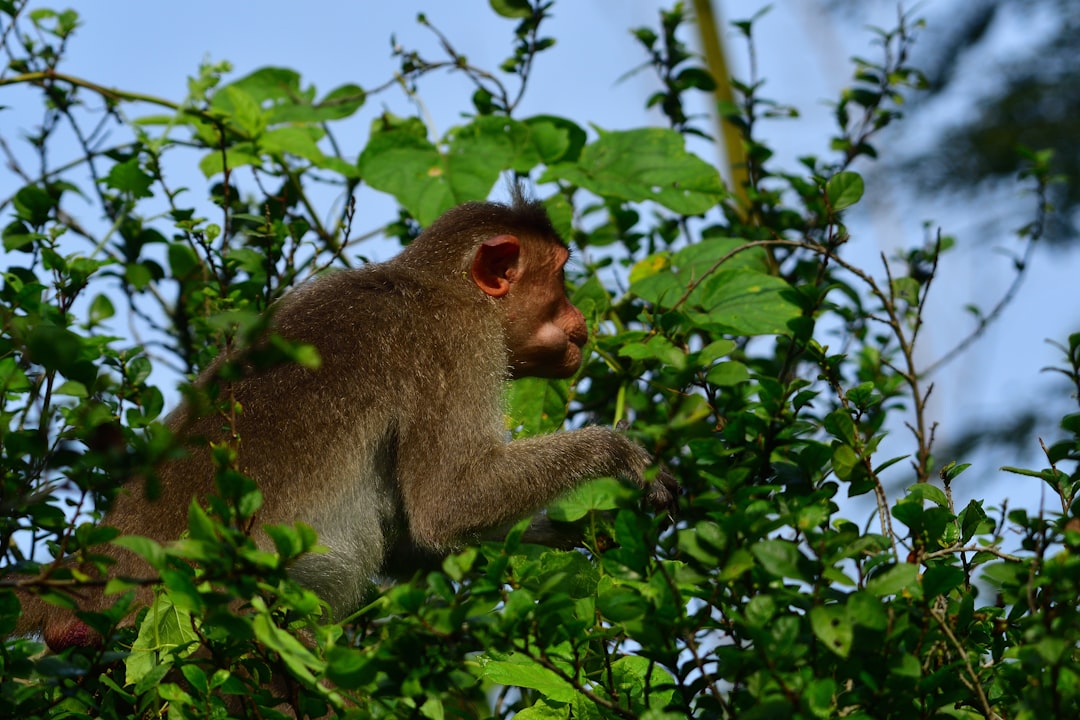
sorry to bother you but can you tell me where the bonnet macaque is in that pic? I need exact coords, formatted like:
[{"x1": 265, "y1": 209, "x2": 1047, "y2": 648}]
[{"x1": 13, "y1": 190, "x2": 676, "y2": 649}]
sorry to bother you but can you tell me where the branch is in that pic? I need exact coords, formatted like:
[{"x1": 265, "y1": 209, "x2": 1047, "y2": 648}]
[{"x1": 921, "y1": 544, "x2": 1021, "y2": 563}]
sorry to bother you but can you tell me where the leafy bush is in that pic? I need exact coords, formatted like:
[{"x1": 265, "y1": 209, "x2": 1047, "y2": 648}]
[{"x1": 1, "y1": 2, "x2": 1077, "y2": 718}]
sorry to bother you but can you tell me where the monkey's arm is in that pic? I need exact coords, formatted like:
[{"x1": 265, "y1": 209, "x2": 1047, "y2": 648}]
[{"x1": 397, "y1": 424, "x2": 656, "y2": 550}]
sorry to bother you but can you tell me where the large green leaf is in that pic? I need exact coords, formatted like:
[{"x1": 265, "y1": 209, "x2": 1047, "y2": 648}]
[
  {"x1": 826, "y1": 170, "x2": 864, "y2": 211},
  {"x1": 547, "y1": 477, "x2": 628, "y2": 521},
  {"x1": 199, "y1": 142, "x2": 261, "y2": 176},
  {"x1": 541, "y1": 127, "x2": 726, "y2": 214},
  {"x1": 261, "y1": 125, "x2": 326, "y2": 164},
  {"x1": 525, "y1": 115, "x2": 586, "y2": 164},
  {"x1": 125, "y1": 593, "x2": 199, "y2": 686},
  {"x1": 209, "y1": 84, "x2": 266, "y2": 136},
  {"x1": 751, "y1": 539, "x2": 811, "y2": 582},
  {"x1": 489, "y1": 0, "x2": 532, "y2": 18},
  {"x1": 479, "y1": 649, "x2": 578, "y2": 703},
  {"x1": 506, "y1": 376, "x2": 569, "y2": 436},
  {"x1": 105, "y1": 158, "x2": 154, "y2": 199},
  {"x1": 810, "y1": 605, "x2": 854, "y2": 658},
  {"x1": 631, "y1": 242, "x2": 801, "y2": 336},
  {"x1": 212, "y1": 67, "x2": 365, "y2": 125},
  {"x1": 691, "y1": 270, "x2": 802, "y2": 335},
  {"x1": 359, "y1": 115, "x2": 531, "y2": 224},
  {"x1": 630, "y1": 235, "x2": 774, "y2": 310}
]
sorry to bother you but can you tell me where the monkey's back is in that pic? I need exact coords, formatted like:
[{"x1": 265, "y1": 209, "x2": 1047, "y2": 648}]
[{"x1": 110, "y1": 263, "x2": 506, "y2": 614}]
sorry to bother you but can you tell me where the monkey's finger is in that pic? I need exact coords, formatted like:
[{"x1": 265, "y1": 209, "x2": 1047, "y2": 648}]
[{"x1": 646, "y1": 467, "x2": 680, "y2": 517}]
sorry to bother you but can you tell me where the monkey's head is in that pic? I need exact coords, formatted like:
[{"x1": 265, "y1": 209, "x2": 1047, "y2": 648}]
[
  {"x1": 398, "y1": 195, "x2": 590, "y2": 380},
  {"x1": 470, "y1": 233, "x2": 588, "y2": 379}
]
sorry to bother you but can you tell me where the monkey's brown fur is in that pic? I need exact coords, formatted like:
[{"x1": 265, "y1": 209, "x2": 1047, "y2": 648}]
[{"x1": 12, "y1": 192, "x2": 674, "y2": 648}]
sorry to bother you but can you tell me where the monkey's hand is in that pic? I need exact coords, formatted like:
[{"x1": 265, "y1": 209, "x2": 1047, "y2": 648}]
[
  {"x1": 645, "y1": 466, "x2": 679, "y2": 518},
  {"x1": 612, "y1": 420, "x2": 679, "y2": 517}
]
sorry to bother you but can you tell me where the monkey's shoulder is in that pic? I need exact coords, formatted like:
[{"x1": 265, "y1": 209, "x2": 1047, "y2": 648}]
[
  {"x1": 266, "y1": 265, "x2": 499, "y2": 375},
  {"x1": 283, "y1": 265, "x2": 461, "y2": 306}
]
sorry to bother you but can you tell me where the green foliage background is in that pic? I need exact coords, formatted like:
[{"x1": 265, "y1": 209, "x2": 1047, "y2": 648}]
[{"x1": 2, "y1": 2, "x2": 1079, "y2": 718}]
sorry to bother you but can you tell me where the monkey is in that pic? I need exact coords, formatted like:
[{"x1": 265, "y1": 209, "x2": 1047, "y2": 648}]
[{"x1": 9, "y1": 189, "x2": 676, "y2": 651}]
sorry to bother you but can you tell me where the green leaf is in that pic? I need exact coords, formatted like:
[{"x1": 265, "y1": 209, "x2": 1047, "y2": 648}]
[
  {"x1": 261, "y1": 126, "x2": 326, "y2": 164},
  {"x1": 167, "y1": 242, "x2": 201, "y2": 279},
  {"x1": 218, "y1": 67, "x2": 302, "y2": 107},
  {"x1": 698, "y1": 339, "x2": 737, "y2": 364},
  {"x1": 596, "y1": 577, "x2": 647, "y2": 622},
  {"x1": 513, "y1": 699, "x2": 571, "y2": 719},
  {"x1": 489, "y1": 0, "x2": 532, "y2": 19},
  {"x1": 186, "y1": 501, "x2": 218, "y2": 543},
  {"x1": 570, "y1": 274, "x2": 612, "y2": 319},
  {"x1": 112, "y1": 535, "x2": 166, "y2": 570},
  {"x1": 676, "y1": 67, "x2": 718, "y2": 91},
  {"x1": 751, "y1": 539, "x2": 809, "y2": 581},
  {"x1": 250, "y1": 603, "x2": 324, "y2": 683},
  {"x1": 525, "y1": 115, "x2": 586, "y2": 164},
  {"x1": 618, "y1": 335, "x2": 686, "y2": 369},
  {"x1": 678, "y1": 522, "x2": 726, "y2": 564},
  {"x1": 941, "y1": 461, "x2": 972, "y2": 482},
  {"x1": 448, "y1": 115, "x2": 536, "y2": 173},
  {"x1": 27, "y1": 324, "x2": 95, "y2": 384},
  {"x1": 87, "y1": 293, "x2": 115, "y2": 324},
  {"x1": 210, "y1": 84, "x2": 266, "y2": 136},
  {"x1": 326, "y1": 645, "x2": 375, "y2": 689},
  {"x1": 506, "y1": 376, "x2": 569, "y2": 436},
  {"x1": 695, "y1": 270, "x2": 802, "y2": 335},
  {"x1": 847, "y1": 591, "x2": 887, "y2": 630},
  {"x1": 180, "y1": 664, "x2": 208, "y2": 695},
  {"x1": 199, "y1": 142, "x2": 262, "y2": 177},
  {"x1": 744, "y1": 595, "x2": 776, "y2": 629},
  {"x1": 420, "y1": 697, "x2": 445, "y2": 720},
  {"x1": 922, "y1": 564, "x2": 965, "y2": 597},
  {"x1": 105, "y1": 158, "x2": 154, "y2": 199},
  {"x1": 2, "y1": 220, "x2": 41, "y2": 250},
  {"x1": 547, "y1": 477, "x2": 626, "y2": 521},
  {"x1": 479, "y1": 650, "x2": 577, "y2": 703},
  {"x1": 53, "y1": 380, "x2": 86, "y2": 397},
  {"x1": 628, "y1": 264, "x2": 681, "y2": 306},
  {"x1": 866, "y1": 563, "x2": 920, "y2": 598},
  {"x1": 0, "y1": 357, "x2": 30, "y2": 392},
  {"x1": 0, "y1": 590, "x2": 20, "y2": 636},
  {"x1": 981, "y1": 560, "x2": 1026, "y2": 590},
  {"x1": 720, "y1": 548, "x2": 755, "y2": 580},
  {"x1": 542, "y1": 127, "x2": 726, "y2": 214},
  {"x1": 823, "y1": 409, "x2": 856, "y2": 445},
  {"x1": 810, "y1": 605, "x2": 853, "y2": 658},
  {"x1": 225, "y1": 68, "x2": 366, "y2": 125},
  {"x1": 126, "y1": 592, "x2": 200, "y2": 686},
  {"x1": 999, "y1": 465, "x2": 1045, "y2": 479},
  {"x1": 13, "y1": 184, "x2": 54, "y2": 226},
  {"x1": 825, "y1": 171, "x2": 864, "y2": 211},
  {"x1": 705, "y1": 360, "x2": 750, "y2": 386},
  {"x1": 805, "y1": 678, "x2": 838, "y2": 718},
  {"x1": 609, "y1": 655, "x2": 677, "y2": 710},
  {"x1": 958, "y1": 499, "x2": 988, "y2": 544},
  {"x1": 831, "y1": 444, "x2": 858, "y2": 482},
  {"x1": 905, "y1": 483, "x2": 949, "y2": 507},
  {"x1": 358, "y1": 114, "x2": 543, "y2": 224},
  {"x1": 316, "y1": 83, "x2": 366, "y2": 120}
]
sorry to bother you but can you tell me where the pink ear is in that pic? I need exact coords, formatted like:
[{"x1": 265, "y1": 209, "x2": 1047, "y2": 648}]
[{"x1": 470, "y1": 234, "x2": 520, "y2": 298}]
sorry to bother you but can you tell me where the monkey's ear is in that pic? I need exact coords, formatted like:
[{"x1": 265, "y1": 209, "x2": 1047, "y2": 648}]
[{"x1": 470, "y1": 234, "x2": 520, "y2": 298}]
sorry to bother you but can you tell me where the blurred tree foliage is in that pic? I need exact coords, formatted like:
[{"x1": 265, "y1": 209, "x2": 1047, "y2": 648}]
[{"x1": 849, "y1": 0, "x2": 1080, "y2": 243}]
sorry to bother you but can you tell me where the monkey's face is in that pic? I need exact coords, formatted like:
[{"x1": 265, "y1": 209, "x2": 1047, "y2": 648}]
[{"x1": 502, "y1": 243, "x2": 588, "y2": 380}]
